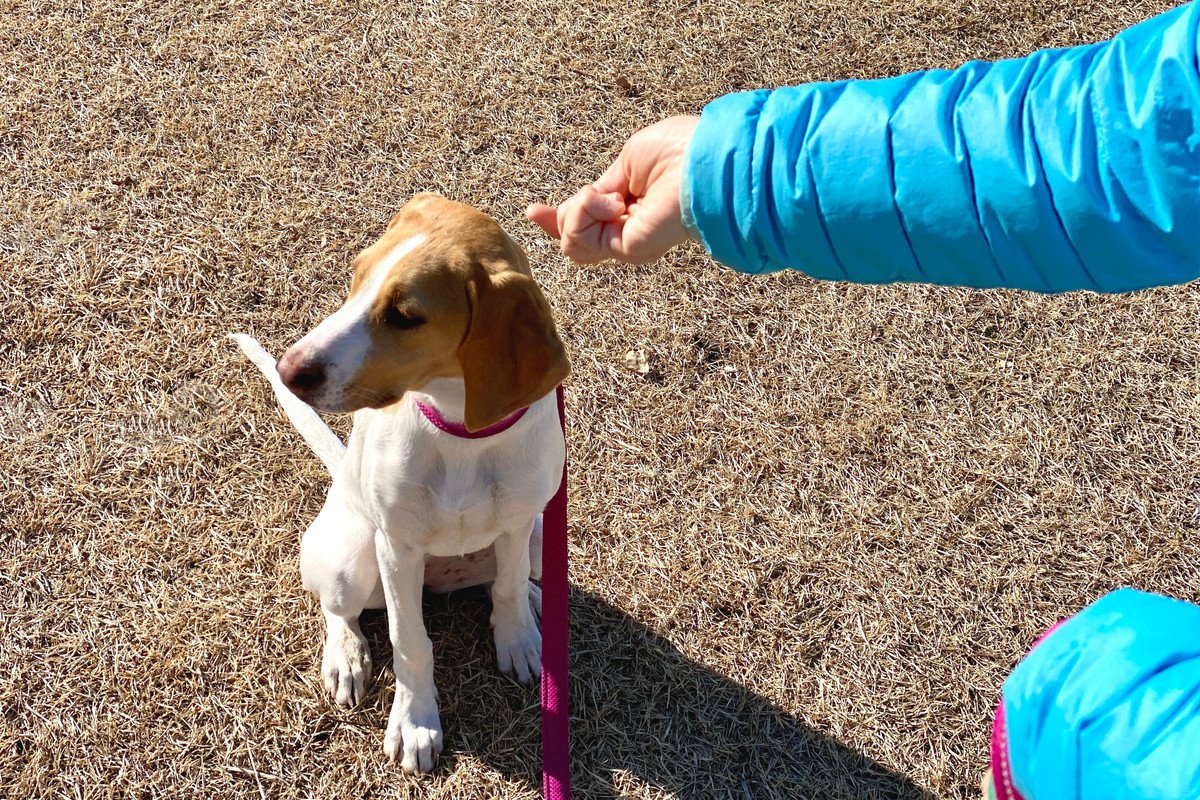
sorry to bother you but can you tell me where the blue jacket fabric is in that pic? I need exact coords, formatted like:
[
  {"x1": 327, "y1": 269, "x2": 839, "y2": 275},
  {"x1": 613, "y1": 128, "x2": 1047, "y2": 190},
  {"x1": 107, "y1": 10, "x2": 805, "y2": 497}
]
[
  {"x1": 1002, "y1": 589, "x2": 1200, "y2": 799},
  {"x1": 682, "y1": 3, "x2": 1200, "y2": 293}
]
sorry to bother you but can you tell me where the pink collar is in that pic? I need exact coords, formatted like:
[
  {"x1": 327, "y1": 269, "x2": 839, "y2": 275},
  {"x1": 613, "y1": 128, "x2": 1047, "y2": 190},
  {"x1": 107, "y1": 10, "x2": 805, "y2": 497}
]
[{"x1": 413, "y1": 397, "x2": 528, "y2": 439}]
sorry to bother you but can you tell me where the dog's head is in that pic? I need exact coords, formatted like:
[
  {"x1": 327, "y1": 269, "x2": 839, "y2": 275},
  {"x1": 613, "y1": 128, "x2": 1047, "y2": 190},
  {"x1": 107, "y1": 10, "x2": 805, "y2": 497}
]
[{"x1": 277, "y1": 193, "x2": 569, "y2": 431}]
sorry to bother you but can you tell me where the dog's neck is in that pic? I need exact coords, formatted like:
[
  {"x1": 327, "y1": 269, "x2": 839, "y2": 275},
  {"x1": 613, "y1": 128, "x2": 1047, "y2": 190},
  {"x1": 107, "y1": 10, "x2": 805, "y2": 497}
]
[
  {"x1": 410, "y1": 378, "x2": 528, "y2": 439},
  {"x1": 411, "y1": 378, "x2": 468, "y2": 422}
]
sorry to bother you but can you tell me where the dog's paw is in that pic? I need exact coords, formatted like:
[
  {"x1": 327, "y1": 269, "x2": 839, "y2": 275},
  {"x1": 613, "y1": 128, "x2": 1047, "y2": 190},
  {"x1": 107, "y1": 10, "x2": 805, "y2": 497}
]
[
  {"x1": 384, "y1": 708, "x2": 443, "y2": 773},
  {"x1": 493, "y1": 618, "x2": 542, "y2": 684},
  {"x1": 321, "y1": 623, "x2": 372, "y2": 707}
]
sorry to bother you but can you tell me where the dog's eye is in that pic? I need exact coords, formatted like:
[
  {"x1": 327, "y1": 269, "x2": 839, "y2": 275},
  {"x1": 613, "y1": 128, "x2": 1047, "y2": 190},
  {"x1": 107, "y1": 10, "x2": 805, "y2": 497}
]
[{"x1": 385, "y1": 305, "x2": 426, "y2": 330}]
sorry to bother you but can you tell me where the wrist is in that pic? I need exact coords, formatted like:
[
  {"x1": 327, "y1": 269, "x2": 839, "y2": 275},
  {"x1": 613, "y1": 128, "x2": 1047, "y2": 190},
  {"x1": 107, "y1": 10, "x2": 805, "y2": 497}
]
[
  {"x1": 678, "y1": 150, "x2": 700, "y2": 242},
  {"x1": 667, "y1": 115, "x2": 701, "y2": 244}
]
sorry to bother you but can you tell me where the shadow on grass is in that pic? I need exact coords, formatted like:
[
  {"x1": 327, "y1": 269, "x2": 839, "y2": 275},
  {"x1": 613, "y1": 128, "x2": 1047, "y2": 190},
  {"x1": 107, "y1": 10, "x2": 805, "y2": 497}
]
[{"x1": 359, "y1": 587, "x2": 934, "y2": 800}]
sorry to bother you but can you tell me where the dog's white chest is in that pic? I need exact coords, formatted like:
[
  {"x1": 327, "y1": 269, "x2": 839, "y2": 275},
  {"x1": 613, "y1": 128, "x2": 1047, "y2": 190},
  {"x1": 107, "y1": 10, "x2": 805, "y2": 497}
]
[
  {"x1": 360, "y1": 459, "x2": 509, "y2": 556},
  {"x1": 418, "y1": 465, "x2": 505, "y2": 555},
  {"x1": 346, "y1": 405, "x2": 551, "y2": 558}
]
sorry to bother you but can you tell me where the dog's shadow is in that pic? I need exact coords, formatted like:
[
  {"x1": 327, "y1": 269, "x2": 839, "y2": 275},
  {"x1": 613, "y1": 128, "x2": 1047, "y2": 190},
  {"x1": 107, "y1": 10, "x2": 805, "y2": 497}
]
[{"x1": 357, "y1": 587, "x2": 933, "y2": 800}]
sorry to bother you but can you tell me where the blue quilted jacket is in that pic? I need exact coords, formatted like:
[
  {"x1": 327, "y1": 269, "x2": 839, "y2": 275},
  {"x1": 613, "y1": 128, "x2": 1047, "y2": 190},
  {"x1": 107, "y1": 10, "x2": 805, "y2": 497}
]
[
  {"x1": 999, "y1": 589, "x2": 1200, "y2": 799},
  {"x1": 682, "y1": 3, "x2": 1200, "y2": 293}
]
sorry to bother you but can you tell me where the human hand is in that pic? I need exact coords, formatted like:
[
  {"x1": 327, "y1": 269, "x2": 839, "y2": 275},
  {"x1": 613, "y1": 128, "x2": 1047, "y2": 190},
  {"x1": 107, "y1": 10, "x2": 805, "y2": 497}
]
[{"x1": 527, "y1": 115, "x2": 699, "y2": 264}]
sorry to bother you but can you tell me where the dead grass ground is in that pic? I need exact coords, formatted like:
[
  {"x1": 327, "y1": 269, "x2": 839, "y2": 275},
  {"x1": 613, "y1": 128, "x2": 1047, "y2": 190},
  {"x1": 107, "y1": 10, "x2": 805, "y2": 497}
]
[{"x1": 2, "y1": 0, "x2": 1198, "y2": 797}]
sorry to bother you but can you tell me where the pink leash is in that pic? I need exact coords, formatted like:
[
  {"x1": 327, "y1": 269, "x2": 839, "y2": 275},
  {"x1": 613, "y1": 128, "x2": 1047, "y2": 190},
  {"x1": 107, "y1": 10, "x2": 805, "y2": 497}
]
[{"x1": 542, "y1": 384, "x2": 570, "y2": 799}]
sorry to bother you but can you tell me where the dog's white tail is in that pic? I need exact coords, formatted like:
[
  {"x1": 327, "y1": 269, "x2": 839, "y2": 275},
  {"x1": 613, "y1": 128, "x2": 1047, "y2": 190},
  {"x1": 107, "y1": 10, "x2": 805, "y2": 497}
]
[{"x1": 229, "y1": 333, "x2": 346, "y2": 474}]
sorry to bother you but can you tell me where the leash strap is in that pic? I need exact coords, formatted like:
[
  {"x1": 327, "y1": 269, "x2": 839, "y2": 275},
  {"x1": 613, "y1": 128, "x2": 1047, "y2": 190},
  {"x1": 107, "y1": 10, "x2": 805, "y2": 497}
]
[{"x1": 542, "y1": 384, "x2": 570, "y2": 800}]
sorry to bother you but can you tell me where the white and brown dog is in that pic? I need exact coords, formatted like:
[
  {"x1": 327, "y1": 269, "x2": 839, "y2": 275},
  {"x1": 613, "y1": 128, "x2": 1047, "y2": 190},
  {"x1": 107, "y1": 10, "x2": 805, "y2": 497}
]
[{"x1": 233, "y1": 193, "x2": 568, "y2": 772}]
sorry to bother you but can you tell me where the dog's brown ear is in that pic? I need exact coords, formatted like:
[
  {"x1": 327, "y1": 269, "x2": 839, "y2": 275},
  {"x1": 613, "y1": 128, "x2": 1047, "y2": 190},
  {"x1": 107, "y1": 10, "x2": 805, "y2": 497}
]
[{"x1": 459, "y1": 266, "x2": 569, "y2": 432}]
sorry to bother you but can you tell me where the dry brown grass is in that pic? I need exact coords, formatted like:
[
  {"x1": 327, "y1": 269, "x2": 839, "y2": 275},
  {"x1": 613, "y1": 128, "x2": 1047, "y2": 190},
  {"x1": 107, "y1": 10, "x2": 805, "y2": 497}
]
[{"x1": 3, "y1": 0, "x2": 1198, "y2": 797}]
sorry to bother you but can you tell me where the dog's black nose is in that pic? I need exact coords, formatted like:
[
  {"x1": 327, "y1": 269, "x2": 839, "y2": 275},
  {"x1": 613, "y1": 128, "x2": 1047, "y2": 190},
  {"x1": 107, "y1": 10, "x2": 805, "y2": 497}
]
[{"x1": 278, "y1": 356, "x2": 326, "y2": 396}]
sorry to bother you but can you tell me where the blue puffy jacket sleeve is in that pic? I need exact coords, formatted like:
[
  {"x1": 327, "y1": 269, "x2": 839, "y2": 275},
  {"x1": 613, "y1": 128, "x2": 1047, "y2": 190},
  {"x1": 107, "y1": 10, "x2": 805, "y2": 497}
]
[
  {"x1": 1001, "y1": 589, "x2": 1200, "y2": 799},
  {"x1": 682, "y1": 2, "x2": 1200, "y2": 293}
]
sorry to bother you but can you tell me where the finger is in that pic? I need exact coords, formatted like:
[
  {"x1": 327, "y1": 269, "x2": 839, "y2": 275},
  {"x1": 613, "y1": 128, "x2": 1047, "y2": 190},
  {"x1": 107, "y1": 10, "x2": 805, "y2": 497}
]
[
  {"x1": 603, "y1": 183, "x2": 686, "y2": 264},
  {"x1": 525, "y1": 203, "x2": 562, "y2": 238},
  {"x1": 559, "y1": 194, "x2": 605, "y2": 263},
  {"x1": 580, "y1": 189, "x2": 625, "y2": 223},
  {"x1": 560, "y1": 187, "x2": 624, "y2": 263},
  {"x1": 553, "y1": 187, "x2": 623, "y2": 241}
]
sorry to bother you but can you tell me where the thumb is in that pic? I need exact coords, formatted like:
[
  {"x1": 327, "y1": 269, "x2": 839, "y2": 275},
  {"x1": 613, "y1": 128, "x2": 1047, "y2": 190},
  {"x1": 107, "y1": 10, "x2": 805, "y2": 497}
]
[
  {"x1": 591, "y1": 155, "x2": 630, "y2": 196},
  {"x1": 525, "y1": 203, "x2": 562, "y2": 239}
]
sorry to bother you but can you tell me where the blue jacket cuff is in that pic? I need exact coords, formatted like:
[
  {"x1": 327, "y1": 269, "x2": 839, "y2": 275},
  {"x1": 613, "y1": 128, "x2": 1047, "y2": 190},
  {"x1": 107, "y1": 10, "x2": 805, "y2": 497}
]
[{"x1": 683, "y1": 90, "x2": 774, "y2": 273}]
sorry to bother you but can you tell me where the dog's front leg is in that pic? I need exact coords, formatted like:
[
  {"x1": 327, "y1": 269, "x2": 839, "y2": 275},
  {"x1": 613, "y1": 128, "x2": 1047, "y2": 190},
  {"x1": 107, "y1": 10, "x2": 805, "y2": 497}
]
[
  {"x1": 490, "y1": 519, "x2": 542, "y2": 684},
  {"x1": 374, "y1": 533, "x2": 442, "y2": 773}
]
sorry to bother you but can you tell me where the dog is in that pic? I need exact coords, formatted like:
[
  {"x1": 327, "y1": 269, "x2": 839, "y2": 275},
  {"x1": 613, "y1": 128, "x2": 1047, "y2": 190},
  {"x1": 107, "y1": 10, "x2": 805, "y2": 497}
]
[{"x1": 232, "y1": 193, "x2": 569, "y2": 772}]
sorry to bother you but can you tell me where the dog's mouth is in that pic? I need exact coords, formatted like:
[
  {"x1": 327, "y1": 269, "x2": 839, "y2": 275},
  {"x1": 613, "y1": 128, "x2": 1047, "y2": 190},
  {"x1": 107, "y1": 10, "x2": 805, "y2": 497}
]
[
  {"x1": 302, "y1": 385, "x2": 399, "y2": 414},
  {"x1": 353, "y1": 389, "x2": 401, "y2": 410}
]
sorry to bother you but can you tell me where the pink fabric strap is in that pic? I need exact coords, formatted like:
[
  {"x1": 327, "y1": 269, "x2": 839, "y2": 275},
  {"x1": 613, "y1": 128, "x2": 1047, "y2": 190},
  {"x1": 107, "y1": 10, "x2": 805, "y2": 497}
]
[
  {"x1": 542, "y1": 384, "x2": 570, "y2": 800},
  {"x1": 990, "y1": 621, "x2": 1065, "y2": 800},
  {"x1": 413, "y1": 398, "x2": 528, "y2": 438},
  {"x1": 991, "y1": 701, "x2": 1023, "y2": 800}
]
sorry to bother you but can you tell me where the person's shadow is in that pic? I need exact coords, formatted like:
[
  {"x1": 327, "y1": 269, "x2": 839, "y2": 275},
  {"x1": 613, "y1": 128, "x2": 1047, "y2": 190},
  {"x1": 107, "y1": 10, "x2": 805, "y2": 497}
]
[{"x1": 359, "y1": 587, "x2": 935, "y2": 800}]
